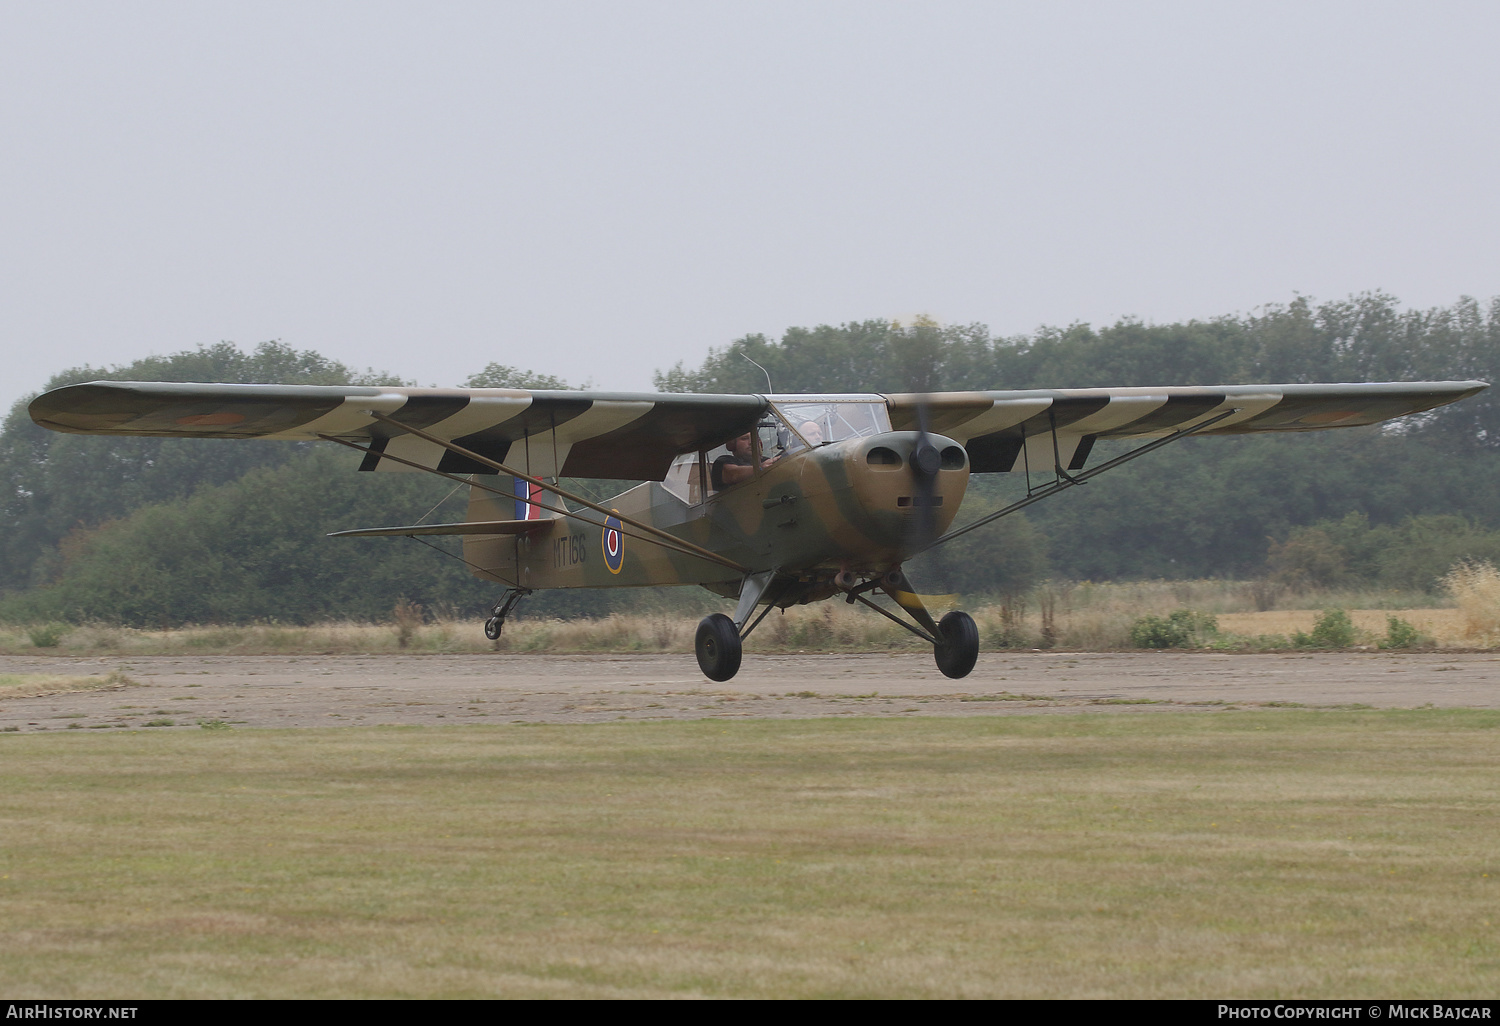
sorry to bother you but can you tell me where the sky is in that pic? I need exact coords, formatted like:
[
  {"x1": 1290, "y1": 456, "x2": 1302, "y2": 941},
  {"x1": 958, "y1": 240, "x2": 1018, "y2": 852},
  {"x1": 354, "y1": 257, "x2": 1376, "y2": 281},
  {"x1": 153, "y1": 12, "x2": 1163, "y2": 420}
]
[{"x1": 3, "y1": 1, "x2": 1497, "y2": 411}]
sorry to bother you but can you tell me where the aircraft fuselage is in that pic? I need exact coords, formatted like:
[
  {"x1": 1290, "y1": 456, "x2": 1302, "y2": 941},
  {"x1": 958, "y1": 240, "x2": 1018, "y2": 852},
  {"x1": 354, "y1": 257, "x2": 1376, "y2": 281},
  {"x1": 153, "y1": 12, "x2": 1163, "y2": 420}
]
[{"x1": 463, "y1": 429, "x2": 970, "y2": 601}]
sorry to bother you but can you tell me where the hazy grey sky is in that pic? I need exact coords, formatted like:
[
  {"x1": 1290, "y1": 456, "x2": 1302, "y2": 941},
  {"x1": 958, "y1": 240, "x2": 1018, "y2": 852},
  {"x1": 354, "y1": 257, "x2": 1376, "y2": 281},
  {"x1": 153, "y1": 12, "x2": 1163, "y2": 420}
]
[{"x1": 3, "y1": 1, "x2": 1496, "y2": 410}]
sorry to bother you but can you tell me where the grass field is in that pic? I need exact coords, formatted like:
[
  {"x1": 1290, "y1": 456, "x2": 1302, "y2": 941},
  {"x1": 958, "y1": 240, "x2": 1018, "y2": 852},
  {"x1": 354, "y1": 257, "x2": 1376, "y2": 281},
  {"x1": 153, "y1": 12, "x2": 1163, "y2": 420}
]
[{"x1": 2, "y1": 712, "x2": 1498, "y2": 998}]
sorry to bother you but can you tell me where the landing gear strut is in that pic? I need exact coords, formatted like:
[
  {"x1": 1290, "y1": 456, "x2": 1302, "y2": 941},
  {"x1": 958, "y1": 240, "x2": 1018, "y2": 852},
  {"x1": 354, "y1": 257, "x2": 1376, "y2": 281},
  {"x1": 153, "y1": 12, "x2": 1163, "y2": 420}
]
[
  {"x1": 693, "y1": 572, "x2": 777, "y2": 682},
  {"x1": 841, "y1": 569, "x2": 980, "y2": 680},
  {"x1": 483, "y1": 588, "x2": 531, "y2": 640}
]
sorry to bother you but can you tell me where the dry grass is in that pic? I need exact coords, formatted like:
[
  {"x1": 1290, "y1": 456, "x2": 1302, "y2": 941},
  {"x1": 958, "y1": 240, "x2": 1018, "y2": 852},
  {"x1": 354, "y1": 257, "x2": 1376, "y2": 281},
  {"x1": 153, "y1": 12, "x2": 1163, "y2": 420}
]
[
  {"x1": 0, "y1": 669, "x2": 138, "y2": 699},
  {"x1": 0, "y1": 611, "x2": 930, "y2": 658},
  {"x1": 1, "y1": 713, "x2": 1498, "y2": 998},
  {"x1": 1444, "y1": 561, "x2": 1500, "y2": 643},
  {"x1": 0, "y1": 574, "x2": 1490, "y2": 656}
]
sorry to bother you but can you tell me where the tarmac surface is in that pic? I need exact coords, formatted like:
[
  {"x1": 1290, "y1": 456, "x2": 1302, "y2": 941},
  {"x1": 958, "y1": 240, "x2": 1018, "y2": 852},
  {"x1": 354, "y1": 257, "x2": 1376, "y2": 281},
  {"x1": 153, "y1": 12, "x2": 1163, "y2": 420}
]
[{"x1": 1, "y1": 650, "x2": 1497, "y2": 732}]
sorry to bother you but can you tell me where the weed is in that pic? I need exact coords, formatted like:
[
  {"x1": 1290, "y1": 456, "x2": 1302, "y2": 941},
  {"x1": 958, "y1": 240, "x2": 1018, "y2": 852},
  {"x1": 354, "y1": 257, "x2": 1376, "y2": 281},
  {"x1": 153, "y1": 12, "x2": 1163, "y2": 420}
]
[
  {"x1": 1037, "y1": 584, "x2": 1063, "y2": 648},
  {"x1": 1244, "y1": 579, "x2": 1284, "y2": 612},
  {"x1": 392, "y1": 598, "x2": 424, "y2": 649},
  {"x1": 143, "y1": 718, "x2": 175, "y2": 727},
  {"x1": 988, "y1": 594, "x2": 1031, "y2": 648},
  {"x1": 197, "y1": 720, "x2": 232, "y2": 731},
  {"x1": 1380, "y1": 616, "x2": 1432, "y2": 650}
]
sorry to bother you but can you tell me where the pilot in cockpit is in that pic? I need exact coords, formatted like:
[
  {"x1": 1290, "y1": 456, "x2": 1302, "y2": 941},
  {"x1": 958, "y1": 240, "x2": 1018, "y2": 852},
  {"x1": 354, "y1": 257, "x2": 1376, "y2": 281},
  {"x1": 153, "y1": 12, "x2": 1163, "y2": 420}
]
[{"x1": 711, "y1": 432, "x2": 774, "y2": 490}]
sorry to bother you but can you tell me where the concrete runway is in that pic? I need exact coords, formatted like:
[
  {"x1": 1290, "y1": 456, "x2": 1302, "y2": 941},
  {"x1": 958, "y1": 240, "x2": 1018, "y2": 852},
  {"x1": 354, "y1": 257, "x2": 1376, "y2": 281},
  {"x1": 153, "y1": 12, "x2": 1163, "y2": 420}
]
[{"x1": 1, "y1": 650, "x2": 1497, "y2": 732}]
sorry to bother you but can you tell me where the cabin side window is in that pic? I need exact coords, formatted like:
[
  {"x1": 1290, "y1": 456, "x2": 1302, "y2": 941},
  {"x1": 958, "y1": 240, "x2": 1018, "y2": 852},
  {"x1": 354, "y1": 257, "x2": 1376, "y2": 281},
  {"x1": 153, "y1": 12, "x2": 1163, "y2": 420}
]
[{"x1": 662, "y1": 448, "x2": 728, "y2": 504}]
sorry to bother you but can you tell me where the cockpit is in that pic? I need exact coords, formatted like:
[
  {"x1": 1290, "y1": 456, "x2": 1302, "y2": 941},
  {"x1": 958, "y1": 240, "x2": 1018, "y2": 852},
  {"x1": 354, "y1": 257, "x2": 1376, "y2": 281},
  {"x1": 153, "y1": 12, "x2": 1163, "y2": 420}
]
[
  {"x1": 768, "y1": 396, "x2": 891, "y2": 454},
  {"x1": 660, "y1": 395, "x2": 892, "y2": 504}
]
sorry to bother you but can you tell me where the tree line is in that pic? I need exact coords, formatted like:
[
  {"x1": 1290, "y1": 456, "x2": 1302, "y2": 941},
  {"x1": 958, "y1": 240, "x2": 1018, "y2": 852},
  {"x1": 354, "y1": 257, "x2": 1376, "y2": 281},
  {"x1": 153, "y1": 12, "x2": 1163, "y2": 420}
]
[{"x1": 1, "y1": 292, "x2": 1496, "y2": 625}]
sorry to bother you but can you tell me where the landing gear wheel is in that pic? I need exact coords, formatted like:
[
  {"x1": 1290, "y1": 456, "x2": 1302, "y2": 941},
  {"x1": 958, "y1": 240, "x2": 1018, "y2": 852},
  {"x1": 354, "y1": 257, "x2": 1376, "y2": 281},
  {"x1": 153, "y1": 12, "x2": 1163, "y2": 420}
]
[
  {"x1": 934, "y1": 610, "x2": 979, "y2": 679},
  {"x1": 695, "y1": 613, "x2": 743, "y2": 682},
  {"x1": 483, "y1": 589, "x2": 530, "y2": 642}
]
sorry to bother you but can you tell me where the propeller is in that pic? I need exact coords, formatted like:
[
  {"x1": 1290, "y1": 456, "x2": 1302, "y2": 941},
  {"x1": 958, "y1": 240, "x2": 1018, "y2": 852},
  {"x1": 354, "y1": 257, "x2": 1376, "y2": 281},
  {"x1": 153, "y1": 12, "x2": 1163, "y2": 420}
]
[{"x1": 908, "y1": 395, "x2": 942, "y2": 550}]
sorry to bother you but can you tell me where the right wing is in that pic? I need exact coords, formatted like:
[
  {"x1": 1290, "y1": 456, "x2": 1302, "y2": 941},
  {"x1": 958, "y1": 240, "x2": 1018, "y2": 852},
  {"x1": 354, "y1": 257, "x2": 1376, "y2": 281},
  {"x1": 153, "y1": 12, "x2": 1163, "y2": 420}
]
[{"x1": 29, "y1": 381, "x2": 768, "y2": 481}]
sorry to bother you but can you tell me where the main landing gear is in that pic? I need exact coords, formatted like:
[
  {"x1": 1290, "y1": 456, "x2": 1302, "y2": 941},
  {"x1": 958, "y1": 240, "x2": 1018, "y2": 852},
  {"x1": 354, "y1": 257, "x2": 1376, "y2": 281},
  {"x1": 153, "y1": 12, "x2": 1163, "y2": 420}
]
[
  {"x1": 694, "y1": 568, "x2": 979, "y2": 682},
  {"x1": 694, "y1": 613, "x2": 742, "y2": 681},
  {"x1": 846, "y1": 569, "x2": 978, "y2": 680},
  {"x1": 934, "y1": 610, "x2": 979, "y2": 679}
]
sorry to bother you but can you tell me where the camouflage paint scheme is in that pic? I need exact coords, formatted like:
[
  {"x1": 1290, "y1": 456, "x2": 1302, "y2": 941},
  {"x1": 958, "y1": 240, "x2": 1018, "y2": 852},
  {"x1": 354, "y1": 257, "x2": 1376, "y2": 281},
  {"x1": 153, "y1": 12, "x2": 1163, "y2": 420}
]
[
  {"x1": 30, "y1": 378, "x2": 1489, "y2": 614},
  {"x1": 463, "y1": 428, "x2": 971, "y2": 607}
]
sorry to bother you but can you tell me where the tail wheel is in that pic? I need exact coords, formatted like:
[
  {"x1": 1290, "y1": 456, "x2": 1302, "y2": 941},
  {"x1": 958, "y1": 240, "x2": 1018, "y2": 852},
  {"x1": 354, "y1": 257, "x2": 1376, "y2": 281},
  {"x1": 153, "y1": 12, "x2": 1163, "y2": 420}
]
[
  {"x1": 934, "y1": 610, "x2": 979, "y2": 679},
  {"x1": 695, "y1": 613, "x2": 743, "y2": 682}
]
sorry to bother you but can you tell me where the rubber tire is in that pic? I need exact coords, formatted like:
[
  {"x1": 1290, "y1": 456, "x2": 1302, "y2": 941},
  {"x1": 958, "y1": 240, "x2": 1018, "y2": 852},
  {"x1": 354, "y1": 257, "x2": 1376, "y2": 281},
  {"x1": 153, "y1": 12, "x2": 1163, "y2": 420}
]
[
  {"x1": 696, "y1": 613, "x2": 743, "y2": 682},
  {"x1": 483, "y1": 617, "x2": 503, "y2": 641},
  {"x1": 934, "y1": 610, "x2": 979, "y2": 679}
]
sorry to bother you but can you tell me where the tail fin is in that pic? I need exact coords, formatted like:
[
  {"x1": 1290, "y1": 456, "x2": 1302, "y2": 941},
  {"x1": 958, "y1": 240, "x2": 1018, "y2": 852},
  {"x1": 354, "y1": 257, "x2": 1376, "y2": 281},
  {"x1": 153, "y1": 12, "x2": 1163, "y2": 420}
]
[{"x1": 468, "y1": 476, "x2": 566, "y2": 524}]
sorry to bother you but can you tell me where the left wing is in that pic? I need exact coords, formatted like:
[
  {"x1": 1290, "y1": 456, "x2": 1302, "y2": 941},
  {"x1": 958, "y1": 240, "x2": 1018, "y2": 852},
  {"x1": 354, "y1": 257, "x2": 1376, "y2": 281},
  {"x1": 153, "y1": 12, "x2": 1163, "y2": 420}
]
[
  {"x1": 29, "y1": 382, "x2": 767, "y2": 481},
  {"x1": 885, "y1": 381, "x2": 1488, "y2": 473}
]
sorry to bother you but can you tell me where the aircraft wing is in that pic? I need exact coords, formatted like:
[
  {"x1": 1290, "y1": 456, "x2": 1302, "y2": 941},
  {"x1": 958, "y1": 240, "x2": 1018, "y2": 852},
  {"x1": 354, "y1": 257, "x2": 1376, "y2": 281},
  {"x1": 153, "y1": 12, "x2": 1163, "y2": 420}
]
[
  {"x1": 29, "y1": 381, "x2": 767, "y2": 481},
  {"x1": 31, "y1": 378, "x2": 1488, "y2": 481},
  {"x1": 884, "y1": 381, "x2": 1488, "y2": 473}
]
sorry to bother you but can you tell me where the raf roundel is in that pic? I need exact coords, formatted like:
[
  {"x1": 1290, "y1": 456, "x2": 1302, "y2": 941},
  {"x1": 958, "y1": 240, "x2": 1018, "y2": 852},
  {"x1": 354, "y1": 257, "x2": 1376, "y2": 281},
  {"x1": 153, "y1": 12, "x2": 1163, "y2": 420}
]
[{"x1": 602, "y1": 513, "x2": 624, "y2": 574}]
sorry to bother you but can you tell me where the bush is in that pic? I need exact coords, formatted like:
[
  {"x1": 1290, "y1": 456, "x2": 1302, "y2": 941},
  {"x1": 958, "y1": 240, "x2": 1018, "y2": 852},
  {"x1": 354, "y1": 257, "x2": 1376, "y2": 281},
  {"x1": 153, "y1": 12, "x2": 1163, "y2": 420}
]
[
  {"x1": 1379, "y1": 616, "x2": 1431, "y2": 650},
  {"x1": 1130, "y1": 609, "x2": 1218, "y2": 649},
  {"x1": 1266, "y1": 514, "x2": 1500, "y2": 595},
  {"x1": 1293, "y1": 609, "x2": 1356, "y2": 648},
  {"x1": 27, "y1": 624, "x2": 68, "y2": 648},
  {"x1": 1267, "y1": 527, "x2": 1350, "y2": 589}
]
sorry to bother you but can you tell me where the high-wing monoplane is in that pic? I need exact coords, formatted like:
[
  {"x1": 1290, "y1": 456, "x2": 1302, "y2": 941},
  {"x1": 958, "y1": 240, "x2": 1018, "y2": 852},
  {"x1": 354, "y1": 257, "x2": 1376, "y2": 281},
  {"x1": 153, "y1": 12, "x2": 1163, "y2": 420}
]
[{"x1": 30, "y1": 379, "x2": 1487, "y2": 680}]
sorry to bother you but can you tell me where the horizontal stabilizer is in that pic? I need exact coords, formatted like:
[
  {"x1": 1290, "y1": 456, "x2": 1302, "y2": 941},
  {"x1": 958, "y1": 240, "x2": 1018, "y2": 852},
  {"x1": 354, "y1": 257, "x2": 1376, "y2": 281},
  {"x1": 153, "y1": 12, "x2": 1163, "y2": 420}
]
[{"x1": 328, "y1": 520, "x2": 552, "y2": 539}]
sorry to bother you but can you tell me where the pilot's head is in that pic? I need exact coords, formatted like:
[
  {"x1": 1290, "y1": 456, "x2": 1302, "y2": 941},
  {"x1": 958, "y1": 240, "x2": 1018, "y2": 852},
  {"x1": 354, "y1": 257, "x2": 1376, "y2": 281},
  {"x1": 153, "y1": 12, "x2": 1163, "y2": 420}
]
[
  {"x1": 799, "y1": 421, "x2": 824, "y2": 446},
  {"x1": 728, "y1": 432, "x2": 754, "y2": 458}
]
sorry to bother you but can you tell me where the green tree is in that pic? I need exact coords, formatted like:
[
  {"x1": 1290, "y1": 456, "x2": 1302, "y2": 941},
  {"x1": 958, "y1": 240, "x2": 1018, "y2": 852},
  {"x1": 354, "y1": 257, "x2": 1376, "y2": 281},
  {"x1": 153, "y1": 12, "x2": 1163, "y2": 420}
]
[
  {"x1": 0, "y1": 342, "x2": 403, "y2": 592},
  {"x1": 464, "y1": 364, "x2": 572, "y2": 389},
  {"x1": 4, "y1": 447, "x2": 483, "y2": 625}
]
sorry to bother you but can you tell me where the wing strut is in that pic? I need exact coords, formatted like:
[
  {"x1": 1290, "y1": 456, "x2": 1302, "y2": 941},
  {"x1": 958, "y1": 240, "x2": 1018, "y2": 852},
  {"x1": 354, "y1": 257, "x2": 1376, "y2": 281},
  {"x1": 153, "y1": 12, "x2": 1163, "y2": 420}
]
[
  {"x1": 926, "y1": 407, "x2": 1241, "y2": 553},
  {"x1": 364, "y1": 411, "x2": 751, "y2": 573},
  {"x1": 318, "y1": 432, "x2": 749, "y2": 574}
]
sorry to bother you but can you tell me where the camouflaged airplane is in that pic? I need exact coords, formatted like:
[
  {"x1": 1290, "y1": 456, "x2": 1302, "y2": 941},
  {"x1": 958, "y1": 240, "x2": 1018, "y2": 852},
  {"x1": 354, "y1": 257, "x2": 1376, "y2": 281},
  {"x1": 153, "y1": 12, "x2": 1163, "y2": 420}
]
[{"x1": 30, "y1": 378, "x2": 1487, "y2": 680}]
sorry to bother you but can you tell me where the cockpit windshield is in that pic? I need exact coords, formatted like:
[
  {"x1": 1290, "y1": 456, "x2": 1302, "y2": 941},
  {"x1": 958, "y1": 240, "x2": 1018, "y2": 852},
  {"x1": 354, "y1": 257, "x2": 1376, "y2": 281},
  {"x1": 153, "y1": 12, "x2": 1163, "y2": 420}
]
[
  {"x1": 659, "y1": 397, "x2": 893, "y2": 505},
  {"x1": 770, "y1": 396, "x2": 891, "y2": 454}
]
